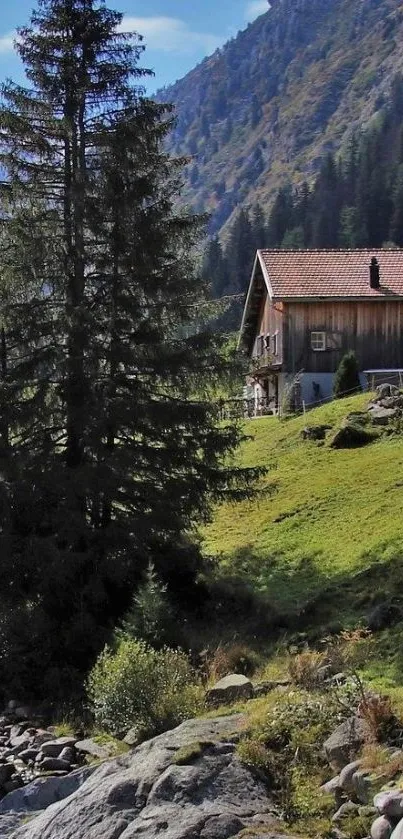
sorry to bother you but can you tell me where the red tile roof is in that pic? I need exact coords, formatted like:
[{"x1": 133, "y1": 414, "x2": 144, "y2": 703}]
[{"x1": 258, "y1": 249, "x2": 403, "y2": 299}]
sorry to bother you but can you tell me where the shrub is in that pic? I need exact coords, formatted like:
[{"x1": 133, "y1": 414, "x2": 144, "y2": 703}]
[
  {"x1": 288, "y1": 649, "x2": 326, "y2": 689},
  {"x1": 206, "y1": 642, "x2": 261, "y2": 682},
  {"x1": 87, "y1": 637, "x2": 203, "y2": 737},
  {"x1": 333, "y1": 351, "x2": 362, "y2": 398},
  {"x1": 358, "y1": 693, "x2": 396, "y2": 743}
]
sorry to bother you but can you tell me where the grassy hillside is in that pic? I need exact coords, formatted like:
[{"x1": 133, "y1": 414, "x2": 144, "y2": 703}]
[{"x1": 203, "y1": 394, "x2": 403, "y2": 626}]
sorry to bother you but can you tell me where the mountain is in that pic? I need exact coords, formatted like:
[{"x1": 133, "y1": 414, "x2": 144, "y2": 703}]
[{"x1": 157, "y1": 0, "x2": 403, "y2": 236}]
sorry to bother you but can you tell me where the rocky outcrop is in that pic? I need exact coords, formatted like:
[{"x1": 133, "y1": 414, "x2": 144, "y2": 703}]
[
  {"x1": 205, "y1": 675, "x2": 254, "y2": 707},
  {"x1": 4, "y1": 715, "x2": 278, "y2": 839}
]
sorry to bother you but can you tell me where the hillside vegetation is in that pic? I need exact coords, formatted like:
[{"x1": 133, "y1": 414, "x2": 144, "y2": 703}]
[
  {"x1": 203, "y1": 394, "x2": 403, "y2": 627},
  {"x1": 158, "y1": 0, "x2": 403, "y2": 236}
]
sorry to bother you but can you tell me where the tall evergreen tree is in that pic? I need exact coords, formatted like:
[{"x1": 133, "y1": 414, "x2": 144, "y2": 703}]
[{"x1": 0, "y1": 0, "x2": 257, "y2": 697}]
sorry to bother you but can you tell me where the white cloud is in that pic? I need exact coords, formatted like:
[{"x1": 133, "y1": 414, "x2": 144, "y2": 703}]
[
  {"x1": 118, "y1": 16, "x2": 224, "y2": 56},
  {"x1": 244, "y1": 1, "x2": 270, "y2": 21},
  {"x1": 0, "y1": 33, "x2": 16, "y2": 55}
]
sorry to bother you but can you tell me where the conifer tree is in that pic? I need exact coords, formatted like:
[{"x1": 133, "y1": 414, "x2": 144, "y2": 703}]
[{"x1": 0, "y1": 0, "x2": 257, "y2": 696}]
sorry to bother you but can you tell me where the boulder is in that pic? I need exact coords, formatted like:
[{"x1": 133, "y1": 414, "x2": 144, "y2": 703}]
[
  {"x1": 18, "y1": 748, "x2": 40, "y2": 764},
  {"x1": 74, "y1": 738, "x2": 113, "y2": 760},
  {"x1": 332, "y1": 801, "x2": 360, "y2": 822},
  {"x1": 0, "y1": 763, "x2": 15, "y2": 786},
  {"x1": 39, "y1": 741, "x2": 65, "y2": 758},
  {"x1": 374, "y1": 791, "x2": 403, "y2": 818},
  {"x1": 391, "y1": 819, "x2": 403, "y2": 839},
  {"x1": 371, "y1": 816, "x2": 394, "y2": 839},
  {"x1": 352, "y1": 768, "x2": 374, "y2": 804},
  {"x1": 6, "y1": 714, "x2": 274, "y2": 839},
  {"x1": 205, "y1": 675, "x2": 254, "y2": 707},
  {"x1": 301, "y1": 425, "x2": 331, "y2": 441},
  {"x1": 368, "y1": 405, "x2": 398, "y2": 426},
  {"x1": 123, "y1": 728, "x2": 141, "y2": 748},
  {"x1": 339, "y1": 759, "x2": 361, "y2": 793},
  {"x1": 324, "y1": 717, "x2": 370, "y2": 771},
  {"x1": 253, "y1": 680, "x2": 291, "y2": 698},
  {"x1": 58, "y1": 747, "x2": 76, "y2": 764},
  {"x1": 0, "y1": 766, "x2": 95, "y2": 814},
  {"x1": 38, "y1": 757, "x2": 72, "y2": 772},
  {"x1": 375, "y1": 384, "x2": 400, "y2": 401}
]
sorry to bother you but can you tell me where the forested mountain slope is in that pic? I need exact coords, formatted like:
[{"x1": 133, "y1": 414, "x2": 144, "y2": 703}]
[{"x1": 158, "y1": 0, "x2": 403, "y2": 235}]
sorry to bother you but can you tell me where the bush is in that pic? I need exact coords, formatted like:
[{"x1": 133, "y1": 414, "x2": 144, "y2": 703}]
[
  {"x1": 205, "y1": 642, "x2": 261, "y2": 682},
  {"x1": 288, "y1": 649, "x2": 327, "y2": 689},
  {"x1": 333, "y1": 351, "x2": 362, "y2": 398},
  {"x1": 87, "y1": 637, "x2": 203, "y2": 737}
]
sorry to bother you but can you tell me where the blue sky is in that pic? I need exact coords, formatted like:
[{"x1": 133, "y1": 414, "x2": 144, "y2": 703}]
[{"x1": 0, "y1": 0, "x2": 269, "y2": 93}]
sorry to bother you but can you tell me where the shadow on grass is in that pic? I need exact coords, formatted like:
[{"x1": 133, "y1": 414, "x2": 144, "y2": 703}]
[{"x1": 211, "y1": 540, "x2": 403, "y2": 642}]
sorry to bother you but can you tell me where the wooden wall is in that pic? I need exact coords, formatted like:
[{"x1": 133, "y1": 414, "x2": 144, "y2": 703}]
[
  {"x1": 253, "y1": 290, "x2": 284, "y2": 363},
  {"x1": 283, "y1": 300, "x2": 403, "y2": 373}
]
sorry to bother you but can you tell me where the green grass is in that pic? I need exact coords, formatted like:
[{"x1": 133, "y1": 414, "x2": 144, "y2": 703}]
[{"x1": 203, "y1": 394, "x2": 403, "y2": 622}]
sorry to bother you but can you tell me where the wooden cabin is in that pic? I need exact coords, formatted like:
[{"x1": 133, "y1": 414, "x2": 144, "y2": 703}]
[{"x1": 239, "y1": 249, "x2": 403, "y2": 414}]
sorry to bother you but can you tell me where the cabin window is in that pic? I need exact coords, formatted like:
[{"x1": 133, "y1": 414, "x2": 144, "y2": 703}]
[
  {"x1": 272, "y1": 333, "x2": 278, "y2": 356},
  {"x1": 264, "y1": 334, "x2": 271, "y2": 350},
  {"x1": 256, "y1": 335, "x2": 264, "y2": 356},
  {"x1": 311, "y1": 331, "x2": 326, "y2": 351}
]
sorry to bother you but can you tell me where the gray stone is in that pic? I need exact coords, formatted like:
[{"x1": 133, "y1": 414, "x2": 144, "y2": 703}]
[
  {"x1": 253, "y1": 680, "x2": 290, "y2": 698},
  {"x1": 320, "y1": 775, "x2": 341, "y2": 794},
  {"x1": 38, "y1": 757, "x2": 72, "y2": 772},
  {"x1": 39, "y1": 741, "x2": 65, "y2": 758},
  {"x1": 368, "y1": 405, "x2": 398, "y2": 425},
  {"x1": 0, "y1": 763, "x2": 15, "y2": 786},
  {"x1": 0, "y1": 766, "x2": 95, "y2": 813},
  {"x1": 324, "y1": 717, "x2": 370, "y2": 771},
  {"x1": 31, "y1": 731, "x2": 56, "y2": 748},
  {"x1": 339, "y1": 759, "x2": 361, "y2": 793},
  {"x1": 7, "y1": 714, "x2": 273, "y2": 839},
  {"x1": 352, "y1": 769, "x2": 373, "y2": 804},
  {"x1": 371, "y1": 816, "x2": 394, "y2": 839},
  {"x1": 391, "y1": 818, "x2": 403, "y2": 839},
  {"x1": 58, "y1": 747, "x2": 76, "y2": 764},
  {"x1": 205, "y1": 674, "x2": 254, "y2": 707},
  {"x1": 374, "y1": 791, "x2": 403, "y2": 818},
  {"x1": 332, "y1": 801, "x2": 360, "y2": 822},
  {"x1": 18, "y1": 748, "x2": 40, "y2": 764},
  {"x1": 55, "y1": 737, "x2": 77, "y2": 749},
  {"x1": 74, "y1": 738, "x2": 113, "y2": 760},
  {"x1": 123, "y1": 728, "x2": 141, "y2": 747}
]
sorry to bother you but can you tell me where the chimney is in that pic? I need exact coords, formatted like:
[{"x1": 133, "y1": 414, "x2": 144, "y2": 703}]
[{"x1": 370, "y1": 257, "x2": 380, "y2": 289}]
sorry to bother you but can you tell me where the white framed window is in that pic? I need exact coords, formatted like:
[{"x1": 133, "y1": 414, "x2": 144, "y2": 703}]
[
  {"x1": 311, "y1": 331, "x2": 326, "y2": 351},
  {"x1": 272, "y1": 332, "x2": 278, "y2": 356}
]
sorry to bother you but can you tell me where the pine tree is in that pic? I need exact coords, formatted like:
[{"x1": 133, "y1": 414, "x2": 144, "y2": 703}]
[
  {"x1": 0, "y1": 0, "x2": 257, "y2": 697},
  {"x1": 333, "y1": 351, "x2": 362, "y2": 398}
]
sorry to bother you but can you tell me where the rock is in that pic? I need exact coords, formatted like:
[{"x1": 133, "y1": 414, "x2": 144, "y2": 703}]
[
  {"x1": 58, "y1": 747, "x2": 76, "y2": 764},
  {"x1": 317, "y1": 664, "x2": 334, "y2": 682},
  {"x1": 3, "y1": 777, "x2": 24, "y2": 794},
  {"x1": 38, "y1": 757, "x2": 72, "y2": 772},
  {"x1": 329, "y1": 420, "x2": 377, "y2": 448},
  {"x1": 320, "y1": 775, "x2": 341, "y2": 794},
  {"x1": 375, "y1": 384, "x2": 400, "y2": 401},
  {"x1": 7, "y1": 714, "x2": 274, "y2": 839},
  {"x1": 352, "y1": 769, "x2": 373, "y2": 804},
  {"x1": 74, "y1": 738, "x2": 113, "y2": 760},
  {"x1": 31, "y1": 731, "x2": 56, "y2": 748},
  {"x1": 324, "y1": 717, "x2": 370, "y2": 771},
  {"x1": 18, "y1": 748, "x2": 40, "y2": 764},
  {"x1": 332, "y1": 801, "x2": 360, "y2": 822},
  {"x1": 368, "y1": 405, "x2": 398, "y2": 425},
  {"x1": 339, "y1": 759, "x2": 362, "y2": 793},
  {"x1": 123, "y1": 728, "x2": 141, "y2": 747},
  {"x1": 0, "y1": 763, "x2": 16, "y2": 785},
  {"x1": 368, "y1": 603, "x2": 403, "y2": 632},
  {"x1": 39, "y1": 741, "x2": 65, "y2": 758},
  {"x1": 205, "y1": 674, "x2": 254, "y2": 707},
  {"x1": 374, "y1": 791, "x2": 403, "y2": 818},
  {"x1": 301, "y1": 424, "x2": 331, "y2": 441},
  {"x1": 371, "y1": 816, "x2": 394, "y2": 839},
  {"x1": 391, "y1": 818, "x2": 403, "y2": 839},
  {"x1": 0, "y1": 766, "x2": 95, "y2": 813},
  {"x1": 253, "y1": 680, "x2": 291, "y2": 698}
]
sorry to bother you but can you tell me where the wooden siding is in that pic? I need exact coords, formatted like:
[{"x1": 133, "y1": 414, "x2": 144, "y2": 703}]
[
  {"x1": 283, "y1": 301, "x2": 403, "y2": 373},
  {"x1": 252, "y1": 290, "x2": 284, "y2": 364}
]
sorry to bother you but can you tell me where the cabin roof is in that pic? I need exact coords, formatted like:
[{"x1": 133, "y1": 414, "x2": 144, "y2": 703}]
[
  {"x1": 258, "y1": 248, "x2": 403, "y2": 300},
  {"x1": 239, "y1": 248, "x2": 403, "y2": 353}
]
